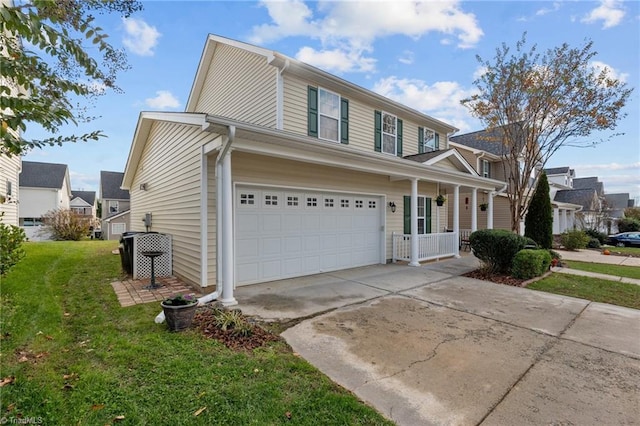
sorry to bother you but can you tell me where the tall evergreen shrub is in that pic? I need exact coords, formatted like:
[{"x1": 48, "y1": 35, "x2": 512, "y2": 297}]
[{"x1": 525, "y1": 172, "x2": 553, "y2": 249}]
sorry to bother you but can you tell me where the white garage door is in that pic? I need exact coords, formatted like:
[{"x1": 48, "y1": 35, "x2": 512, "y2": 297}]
[{"x1": 235, "y1": 186, "x2": 383, "y2": 285}]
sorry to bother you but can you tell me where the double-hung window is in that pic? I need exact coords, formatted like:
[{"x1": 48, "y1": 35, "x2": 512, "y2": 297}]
[
  {"x1": 403, "y1": 196, "x2": 432, "y2": 234},
  {"x1": 480, "y1": 159, "x2": 490, "y2": 178},
  {"x1": 308, "y1": 86, "x2": 349, "y2": 144},
  {"x1": 419, "y1": 127, "x2": 439, "y2": 153},
  {"x1": 109, "y1": 201, "x2": 119, "y2": 214},
  {"x1": 374, "y1": 110, "x2": 403, "y2": 157}
]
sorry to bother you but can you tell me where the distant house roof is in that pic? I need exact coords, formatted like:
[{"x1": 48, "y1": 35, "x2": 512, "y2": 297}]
[
  {"x1": 573, "y1": 177, "x2": 604, "y2": 196},
  {"x1": 20, "y1": 161, "x2": 68, "y2": 189},
  {"x1": 450, "y1": 123, "x2": 530, "y2": 157},
  {"x1": 554, "y1": 188, "x2": 598, "y2": 210},
  {"x1": 543, "y1": 166, "x2": 570, "y2": 175},
  {"x1": 71, "y1": 191, "x2": 96, "y2": 206},
  {"x1": 100, "y1": 171, "x2": 129, "y2": 200},
  {"x1": 605, "y1": 193, "x2": 630, "y2": 219}
]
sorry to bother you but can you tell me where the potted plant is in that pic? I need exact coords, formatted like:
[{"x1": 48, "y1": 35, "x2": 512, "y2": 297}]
[
  {"x1": 161, "y1": 293, "x2": 199, "y2": 332},
  {"x1": 435, "y1": 194, "x2": 446, "y2": 206},
  {"x1": 479, "y1": 203, "x2": 488, "y2": 211}
]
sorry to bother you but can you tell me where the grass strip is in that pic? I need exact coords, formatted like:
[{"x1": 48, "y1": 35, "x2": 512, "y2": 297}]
[{"x1": 564, "y1": 260, "x2": 640, "y2": 280}]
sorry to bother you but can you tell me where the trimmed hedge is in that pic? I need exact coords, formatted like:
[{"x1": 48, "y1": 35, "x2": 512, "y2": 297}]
[
  {"x1": 511, "y1": 249, "x2": 552, "y2": 280},
  {"x1": 469, "y1": 229, "x2": 532, "y2": 274}
]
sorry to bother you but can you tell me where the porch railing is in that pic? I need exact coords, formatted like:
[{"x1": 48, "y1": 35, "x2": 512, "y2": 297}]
[{"x1": 392, "y1": 232, "x2": 458, "y2": 263}]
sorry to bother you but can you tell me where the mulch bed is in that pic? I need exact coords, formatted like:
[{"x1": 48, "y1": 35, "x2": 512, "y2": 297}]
[
  {"x1": 192, "y1": 307, "x2": 282, "y2": 351},
  {"x1": 462, "y1": 269, "x2": 527, "y2": 287}
]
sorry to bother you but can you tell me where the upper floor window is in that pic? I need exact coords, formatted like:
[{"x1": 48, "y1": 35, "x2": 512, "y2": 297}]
[
  {"x1": 374, "y1": 110, "x2": 403, "y2": 157},
  {"x1": 308, "y1": 86, "x2": 349, "y2": 144},
  {"x1": 480, "y1": 159, "x2": 490, "y2": 178},
  {"x1": 109, "y1": 200, "x2": 119, "y2": 214},
  {"x1": 419, "y1": 127, "x2": 439, "y2": 153}
]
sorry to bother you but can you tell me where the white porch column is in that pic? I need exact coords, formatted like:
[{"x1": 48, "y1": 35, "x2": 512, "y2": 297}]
[
  {"x1": 470, "y1": 188, "x2": 478, "y2": 232},
  {"x1": 487, "y1": 191, "x2": 495, "y2": 229},
  {"x1": 570, "y1": 210, "x2": 575, "y2": 230},
  {"x1": 561, "y1": 209, "x2": 568, "y2": 233},
  {"x1": 220, "y1": 151, "x2": 237, "y2": 306},
  {"x1": 453, "y1": 185, "x2": 460, "y2": 258},
  {"x1": 553, "y1": 208, "x2": 560, "y2": 234},
  {"x1": 409, "y1": 178, "x2": 420, "y2": 267}
]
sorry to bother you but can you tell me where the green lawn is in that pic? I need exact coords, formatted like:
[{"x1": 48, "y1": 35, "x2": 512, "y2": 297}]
[
  {"x1": 564, "y1": 260, "x2": 640, "y2": 280},
  {"x1": 528, "y1": 273, "x2": 640, "y2": 310},
  {"x1": 0, "y1": 241, "x2": 392, "y2": 425},
  {"x1": 600, "y1": 246, "x2": 640, "y2": 257}
]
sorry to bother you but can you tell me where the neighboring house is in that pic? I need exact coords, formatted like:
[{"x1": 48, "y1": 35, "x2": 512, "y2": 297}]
[
  {"x1": 604, "y1": 193, "x2": 632, "y2": 234},
  {"x1": 554, "y1": 188, "x2": 601, "y2": 230},
  {"x1": 99, "y1": 171, "x2": 130, "y2": 240},
  {"x1": 70, "y1": 189, "x2": 97, "y2": 232},
  {"x1": 0, "y1": 154, "x2": 20, "y2": 226},
  {"x1": 569, "y1": 176, "x2": 606, "y2": 231},
  {"x1": 121, "y1": 34, "x2": 504, "y2": 304},
  {"x1": 19, "y1": 161, "x2": 71, "y2": 240},
  {"x1": 543, "y1": 167, "x2": 582, "y2": 234}
]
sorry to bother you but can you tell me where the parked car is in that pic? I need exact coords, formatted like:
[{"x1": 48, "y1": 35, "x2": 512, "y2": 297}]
[{"x1": 607, "y1": 232, "x2": 640, "y2": 247}]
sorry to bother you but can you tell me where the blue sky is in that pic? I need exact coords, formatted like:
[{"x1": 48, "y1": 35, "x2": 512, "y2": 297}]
[{"x1": 23, "y1": 0, "x2": 640, "y2": 201}]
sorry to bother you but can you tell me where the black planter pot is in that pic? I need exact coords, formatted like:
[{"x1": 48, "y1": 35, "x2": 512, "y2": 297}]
[
  {"x1": 161, "y1": 302, "x2": 198, "y2": 331},
  {"x1": 436, "y1": 200, "x2": 444, "y2": 207}
]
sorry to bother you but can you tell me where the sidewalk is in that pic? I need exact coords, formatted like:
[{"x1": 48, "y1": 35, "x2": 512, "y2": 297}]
[{"x1": 554, "y1": 249, "x2": 640, "y2": 286}]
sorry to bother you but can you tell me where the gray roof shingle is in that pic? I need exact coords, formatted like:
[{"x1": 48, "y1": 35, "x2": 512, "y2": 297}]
[
  {"x1": 100, "y1": 171, "x2": 129, "y2": 200},
  {"x1": 554, "y1": 188, "x2": 598, "y2": 210},
  {"x1": 543, "y1": 166, "x2": 570, "y2": 175},
  {"x1": 71, "y1": 190, "x2": 96, "y2": 205},
  {"x1": 20, "y1": 161, "x2": 68, "y2": 189},
  {"x1": 450, "y1": 123, "x2": 528, "y2": 156}
]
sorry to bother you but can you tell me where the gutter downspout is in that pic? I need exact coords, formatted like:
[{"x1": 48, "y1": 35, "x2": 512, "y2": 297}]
[
  {"x1": 276, "y1": 60, "x2": 289, "y2": 130},
  {"x1": 217, "y1": 125, "x2": 237, "y2": 306}
]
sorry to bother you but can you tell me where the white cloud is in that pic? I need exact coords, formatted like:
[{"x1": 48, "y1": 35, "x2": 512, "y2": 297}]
[
  {"x1": 581, "y1": 0, "x2": 625, "y2": 29},
  {"x1": 250, "y1": 0, "x2": 483, "y2": 72},
  {"x1": 144, "y1": 91, "x2": 180, "y2": 110},
  {"x1": 590, "y1": 60, "x2": 629, "y2": 83},
  {"x1": 398, "y1": 50, "x2": 414, "y2": 65},
  {"x1": 572, "y1": 162, "x2": 640, "y2": 172},
  {"x1": 536, "y1": 2, "x2": 561, "y2": 17},
  {"x1": 371, "y1": 76, "x2": 478, "y2": 132},
  {"x1": 296, "y1": 46, "x2": 376, "y2": 73},
  {"x1": 122, "y1": 18, "x2": 161, "y2": 56}
]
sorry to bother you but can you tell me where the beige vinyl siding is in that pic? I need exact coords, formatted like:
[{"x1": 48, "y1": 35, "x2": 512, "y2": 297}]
[
  {"x1": 194, "y1": 44, "x2": 277, "y2": 128},
  {"x1": 431, "y1": 158, "x2": 460, "y2": 171},
  {"x1": 455, "y1": 146, "x2": 480, "y2": 173},
  {"x1": 0, "y1": 154, "x2": 20, "y2": 225},
  {"x1": 232, "y1": 152, "x2": 439, "y2": 259},
  {"x1": 452, "y1": 192, "x2": 512, "y2": 232},
  {"x1": 282, "y1": 75, "x2": 307, "y2": 135},
  {"x1": 129, "y1": 121, "x2": 218, "y2": 287}
]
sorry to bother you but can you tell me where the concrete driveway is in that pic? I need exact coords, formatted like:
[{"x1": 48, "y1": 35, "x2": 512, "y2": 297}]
[{"x1": 235, "y1": 257, "x2": 640, "y2": 426}]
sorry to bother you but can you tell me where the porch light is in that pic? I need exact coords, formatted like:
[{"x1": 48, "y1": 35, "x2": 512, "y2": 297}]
[{"x1": 388, "y1": 201, "x2": 396, "y2": 213}]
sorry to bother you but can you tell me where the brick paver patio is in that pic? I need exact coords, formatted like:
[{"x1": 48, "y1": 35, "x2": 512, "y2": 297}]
[{"x1": 111, "y1": 276, "x2": 200, "y2": 307}]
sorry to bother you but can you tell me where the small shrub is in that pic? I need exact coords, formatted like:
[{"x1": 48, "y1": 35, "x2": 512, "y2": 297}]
[
  {"x1": 0, "y1": 219, "x2": 27, "y2": 276},
  {"x1": 587, "y1": 238, "x2": 601, "y2": 249},
  {"x1": 512, "y1": 249, "x2": 552, "y2": 279},
  {"x1": 584, "y1": 228, "x2": 607, "y2": 244},
  {"x1": 42, "y1": 209, "x2": 91, "y2": 241},
  {"x1": 560, "y1": 230, "x2": 589, "y2": 250},
  {"x1": 617, "y1": 218, "x2": 640, "y2": 233},
  {"x1": 213, "y1": 309, "x2": 253, "y2": 337},
  {"x1": 548, "y1": 249, "x2": 562, "y2": 261},
  {"x1": 469, "y1": 229, "x2": 531, "y2": 274}
]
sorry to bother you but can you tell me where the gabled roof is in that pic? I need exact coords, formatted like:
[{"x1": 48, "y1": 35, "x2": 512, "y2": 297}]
[
  {"x1": 71, "y1": 190, "x2": 95, "y2": 206},
  {"x1": 20, "y1": 161, "x2": 68, "y2": 189},
  {"x1": 185, "y1": 34, "x2": 457, "y2": 134},
  {"x1": 605, "y1": 193, "x2": 630, "y2": 210},
  {"x1": 404, "y1": 149, "x2": 479, "y2": 176},
  {"x1": 573, "y1": 177, "x2": 604, "y2": 196},
  {"x1": 543, "y1": 166, "x2": 570, "y2": 175},
  {"x1": 554, "y1": 188, "x2": 598, "y2": 210},
  {"x1": 100, "y1": 171, "x2": 129, "y2": 200}
]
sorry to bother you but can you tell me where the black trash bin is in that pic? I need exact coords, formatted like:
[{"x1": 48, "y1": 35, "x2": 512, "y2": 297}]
[{"x1": 119, "y1": 231, "x2": 144, "y2": 275}]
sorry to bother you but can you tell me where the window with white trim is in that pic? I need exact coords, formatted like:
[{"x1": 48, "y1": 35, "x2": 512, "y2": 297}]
[
  {"x1": 382, "y1": 112, "x2": 397, "y2": 155},
  {"x1": 306, "y1": 197, "x2": 318, "y2": 207},
  {"x1": 355, "y1": 200, "x2": 364, "y2": 209},
  {"x1": 368, "y1": 201, "x2": 376, "y2": 209},
  {"x1": 287, "y1": 195, "x2": 299, "y2": 207},
  {"x1": 264, "y1": 194, "x2": 278, "y2": 206},
  {"x1": 340, "y1": 199, "x2": 349, "y2": 208},
  {"x1": 240, "y1": 193, "x2": 255, "y2": 205},
  {"x1": 319, "y1": 88, "x2": 340, "y2": 142},
  {"x1": 111, "y1": 222, "x2": 126, "y2": 235},
  {"x1": 109, "y1": 200, "x2": 119, "y2": 214},
  {"x1": 480, "y1": 159, "x2": 490, "y2": 178},
  {"x1": 324, "y1": 198, "x2": 334, "y2": 208},
  {"x1": 422, "y1": 128, "x2": 437, "y2": 152}
]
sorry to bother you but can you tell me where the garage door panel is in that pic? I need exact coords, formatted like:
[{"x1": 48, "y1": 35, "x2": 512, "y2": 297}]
[{"x1": 236, "y1": 186, "x2": 382, "y2": 285}]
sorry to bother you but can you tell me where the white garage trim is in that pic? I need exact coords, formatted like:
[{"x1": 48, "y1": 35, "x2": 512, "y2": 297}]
[{"x1": 234, "y1": 183, "x2": 385, "y2": 285}]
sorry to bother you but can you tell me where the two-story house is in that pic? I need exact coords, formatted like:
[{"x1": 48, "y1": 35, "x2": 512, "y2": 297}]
[
  {"x1": 99, "y1": 171, "x2": 130, "y2": 240},
  {"x1": 121, "y1": 34, "x2": 505, "y2": 305},
  {"x1": 70, "y1": 190, "x2": 97, "y2": 226},
  {"x1": 19, "y1": 161, "x2": 71, "y2": 240}
]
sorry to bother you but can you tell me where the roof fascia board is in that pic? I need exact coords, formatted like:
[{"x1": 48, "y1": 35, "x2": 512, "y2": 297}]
[
  {"x1": 122, "y1": 112, "x2": 208, "y2": 189},
  {"x1": 448, "y1": 141, "x2": 502, "y2": 160}
]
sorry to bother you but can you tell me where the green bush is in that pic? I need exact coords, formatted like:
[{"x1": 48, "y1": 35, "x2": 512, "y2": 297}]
[
  {"x1": 0, "y1": 220, "x2": 27, "y2": 276},
  {"x1": 469, "y1": 229, "x2": 531, "y2": 274},
  {"x1": 584, "y1": 228, "x2": 607, "y2": 244},
  {"x1": 42, "y1": 209, "x2": 91, "y2": 241},
  {"x1": 617, "y1": 218, "x2": 640, "y2": 232},
  {"x1": 587, "y1": 238, "x2": 601, "y2": 249},
  {"x1": 511, "y1": 249, "x2": 552, "y2": 279},
  {"x1": 560, "y1": 230, "x2": 589, "y2": 250}
]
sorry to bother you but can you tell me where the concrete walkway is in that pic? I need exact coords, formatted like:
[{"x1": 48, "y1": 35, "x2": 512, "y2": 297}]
[{"x1": 235, "y1": 257, "x2": 640, "y2": 426}]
